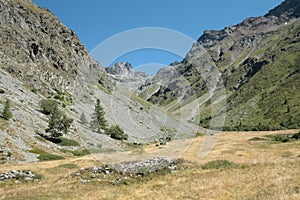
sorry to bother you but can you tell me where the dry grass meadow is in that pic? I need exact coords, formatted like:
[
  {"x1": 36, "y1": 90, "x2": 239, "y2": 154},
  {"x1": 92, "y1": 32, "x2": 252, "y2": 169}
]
[{"x1": 0, "y1": 130, "x2": 299, "y2": 200}]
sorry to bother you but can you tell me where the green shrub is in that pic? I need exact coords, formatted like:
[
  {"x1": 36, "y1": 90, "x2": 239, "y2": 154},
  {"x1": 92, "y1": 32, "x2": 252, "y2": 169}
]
[
  {"x1": 106, "y1": 125, "x2": 128, "y2": 141},
  {"x1": 271, "y1": 132, "x2": 300, "y2": 143},
  {"x1": 273, "y1": 134, "x2": 290, "y2": 142},
  {"x1": 39, "y1": 99, "x2": 58, "y2": 115},
  {"x1": 69, "y1": 149, "x2": 90, "y2": 157},
  {"x1": 292, "y1": 132, "x2": 300, "y2": 140},
  {"x1": 201, "y1": 160, "x2": 235, "y2": 170},
  {"x1": 31, "y1": 88, "x2": 37, "y2": 94},
  {"x1": 57, "y1": 137, "x2": 80, "y2": 146},
  {"x1": 38, "y1": 154, "x2": 64, "y2": 161},
  {"x1": 248, "y1": 137, "x2": 267, "y2": 141},
  {"x1": 0, "y1": 89, "x2": 5, "y2": 94},
  {"x1": 46, "y1": 109, "x2": 73, "y2": 138}
]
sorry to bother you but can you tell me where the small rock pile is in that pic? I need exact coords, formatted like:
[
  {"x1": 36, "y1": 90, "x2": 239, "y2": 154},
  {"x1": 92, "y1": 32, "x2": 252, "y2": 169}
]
[
  {"x1": 0, "y1": 170, "x2": 39, "y2": 182},
  {"x1": 111, "y1": 157, "x2": 177, "y2": 176},
  {"x1": 73, "y1": 157, "x2": 178, "y2": 181},
  {"x1": 73, "y1": 166, "x2": 113, "y2": 177}
]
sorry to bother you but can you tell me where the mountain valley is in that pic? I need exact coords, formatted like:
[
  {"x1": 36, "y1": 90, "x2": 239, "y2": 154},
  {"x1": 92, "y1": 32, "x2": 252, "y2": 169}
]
[{"x1": 0, "y1": 0, "x2": 299, "y2": 199}]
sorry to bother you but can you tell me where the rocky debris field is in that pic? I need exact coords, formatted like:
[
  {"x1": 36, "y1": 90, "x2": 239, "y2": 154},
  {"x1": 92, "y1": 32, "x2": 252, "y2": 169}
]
[
  {"x1": 0, "y1": 170, "x2": 40, "y2": 183},
  {"x1": 110, "y1": 157, "x2": 177, "y2": 176},
  {"x1": 72, "y1": 157, "x2": 180, "y2": 185}
]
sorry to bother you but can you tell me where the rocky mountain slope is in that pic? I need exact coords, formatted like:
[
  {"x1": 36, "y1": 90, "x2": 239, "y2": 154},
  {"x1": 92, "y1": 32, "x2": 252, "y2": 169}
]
[
  {"x1": 0, "y1": 0, "x2": 117, "y2": 163},
  {"x1": 139, "y1": 0, "x2": 300, "y2": 130},
  {"x1": 0, "y1": 0, "x2": 113, "y2": 96},
  {"x1": 0, "y1": 0, "x2": 198, "y2": 163}
]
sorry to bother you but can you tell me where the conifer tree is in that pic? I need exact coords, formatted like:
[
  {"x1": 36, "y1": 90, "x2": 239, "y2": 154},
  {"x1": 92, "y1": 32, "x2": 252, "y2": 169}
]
[
  {"x1": 2, "y1": 99, "x2": 12, "y2": 120},
  {"x1": 90, "y1": 99, "x2": 107, "y2": 133}
]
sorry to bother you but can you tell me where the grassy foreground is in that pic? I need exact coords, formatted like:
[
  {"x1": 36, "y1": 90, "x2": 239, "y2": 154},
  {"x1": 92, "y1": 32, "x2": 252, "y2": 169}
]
[{"x1": 0, "y1": 130, "x2": 299, "y2": 200}]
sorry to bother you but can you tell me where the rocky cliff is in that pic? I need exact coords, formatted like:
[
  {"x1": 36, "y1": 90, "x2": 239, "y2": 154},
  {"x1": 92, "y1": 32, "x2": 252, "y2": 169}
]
[
  {"x1": 106, "y1": 62, "x2": 135, "y2": 77},
  {"x1": 105, "y1": 62, "x2": 149, "y2": 85},
  {"x1": 0, "y1": 0, "x2": 113, "y2": 97}
]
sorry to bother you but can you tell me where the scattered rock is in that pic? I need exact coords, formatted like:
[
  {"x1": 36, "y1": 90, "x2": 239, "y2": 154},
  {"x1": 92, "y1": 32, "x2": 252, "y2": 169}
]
[
  {"x1": 110, "y1": 157, "x2": 176, "y2": 176},
  {"x1": 72, "y1": 157, "x2": 179, "y2": 183},
  {"x1": 0, "y1": 170, "x2": 40, "y2": 182}
]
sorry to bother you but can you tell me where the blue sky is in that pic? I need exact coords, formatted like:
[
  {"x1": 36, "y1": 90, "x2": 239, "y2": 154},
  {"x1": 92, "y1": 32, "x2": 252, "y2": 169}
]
[{"x1": 32, "y1": 0, "x2": 284, "y2": 74}]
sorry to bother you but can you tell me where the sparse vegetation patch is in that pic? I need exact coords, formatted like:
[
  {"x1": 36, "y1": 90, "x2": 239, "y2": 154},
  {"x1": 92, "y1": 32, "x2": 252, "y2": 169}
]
[
  {"x1": 201, "y1": 160, "x2": 235, "y2": 170},
  {"x1": 29, "y1": 149, "x2": 64, "y2": 161}
]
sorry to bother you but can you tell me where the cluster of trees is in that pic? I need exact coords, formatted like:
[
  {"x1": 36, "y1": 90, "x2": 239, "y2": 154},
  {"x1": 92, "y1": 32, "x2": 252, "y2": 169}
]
[
  {"x1": 39, "y1": 98, "x2": 128, "y2": 142},
  {"x1": 1, "y1": 97, "x2": 127, "y2": 142},
  {"x1": 88, "y1": 99, "x2": 128, "y2": 141}
]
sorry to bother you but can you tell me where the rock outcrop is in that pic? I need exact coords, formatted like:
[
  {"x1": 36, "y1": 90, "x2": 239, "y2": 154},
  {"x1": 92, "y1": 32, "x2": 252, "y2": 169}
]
[
  {"x1": 266, "y1": 0, "x2": 300, "y2": 18},
  {"x1": 0, "y1": 170, "x2": 39, "y2": 182},
  {"x1": 0, "y1": 0, "x2": 115, "y2": 163},
  {"x1": 0, "y1": 0, "x2": 113, "y2": 97},
  {"x1": 73, "y1": 157, "x2": 178, "y2": 179},
  {"x1": 105, "y1": 62, "x2": 149, "y2": 85},
  {"x1": 105, "y1": 62, "x2": 135, "y2": 77}
]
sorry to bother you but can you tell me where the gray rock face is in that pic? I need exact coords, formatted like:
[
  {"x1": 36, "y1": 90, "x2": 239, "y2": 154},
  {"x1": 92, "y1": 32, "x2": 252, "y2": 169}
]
[
  {"x1": 0, "y1": 0, "x2": 113, "y2": 96},
  {"x1": 105, "y1": 62, "x2": 149, "y2": 80},
  {"x1": 0, "y1": 0, "x2": 116, "y2": 163},
  {"x1": 106, "y1": 62, "x2": 134, "y2": 77},
  {"x1": 105, "y1": 62, "x2": 149, "y2": 87},
  {"x1": 266, "y1": 0, "x2": 300, "y2": 18}
]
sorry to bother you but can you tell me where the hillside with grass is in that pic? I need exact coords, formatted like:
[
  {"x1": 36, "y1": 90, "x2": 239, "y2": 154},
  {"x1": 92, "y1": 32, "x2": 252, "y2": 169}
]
[
  {"x1": 139, "y1": 0, "x2": 300, "y2": 131},
  {"x1": 0, "y1": 130, "x2": 299, "y2": 199},
  {"x1": 209, "y1": 19, "x2": 300, "y2": 130}
]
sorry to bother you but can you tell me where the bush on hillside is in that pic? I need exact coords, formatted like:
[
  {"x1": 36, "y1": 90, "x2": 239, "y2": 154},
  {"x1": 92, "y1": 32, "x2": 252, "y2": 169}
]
[
  {"x1": 106, "y1": 125, "x2": 128, "y2": 141},
  {"x1": 39, "y1": 99, "x2": 58, "y2": 115}
]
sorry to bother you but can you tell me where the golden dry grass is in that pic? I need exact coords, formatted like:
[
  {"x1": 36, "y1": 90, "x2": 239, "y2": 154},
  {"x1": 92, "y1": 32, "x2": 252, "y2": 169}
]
[{"x1": 0, "y1": 130, "x2": 299, "y2": 200}]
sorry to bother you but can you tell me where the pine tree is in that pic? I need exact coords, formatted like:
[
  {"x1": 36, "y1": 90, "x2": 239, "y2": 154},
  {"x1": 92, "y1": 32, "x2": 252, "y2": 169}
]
[
  {"x1": 2, "y1": 99, "x2": 12, "y2": 120},
  {"x1": 90, "y1": 99, "x2": 107, "y2": 133}
]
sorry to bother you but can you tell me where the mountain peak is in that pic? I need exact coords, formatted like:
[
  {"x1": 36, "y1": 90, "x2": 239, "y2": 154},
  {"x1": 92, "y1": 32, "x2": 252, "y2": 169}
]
[{"x1": 105, "y1": 62, "x2": 135, "y2": 77}]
